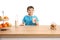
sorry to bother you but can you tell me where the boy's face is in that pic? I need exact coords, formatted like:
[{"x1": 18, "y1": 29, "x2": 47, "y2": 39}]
[{"x1": 27, "y1": 8, "x2": 34, "y2": 16}]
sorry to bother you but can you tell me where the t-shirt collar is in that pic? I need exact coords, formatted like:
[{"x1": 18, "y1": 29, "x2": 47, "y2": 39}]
[{"x1": 27, "y1": 14, "x2": 34, "y2": 16}]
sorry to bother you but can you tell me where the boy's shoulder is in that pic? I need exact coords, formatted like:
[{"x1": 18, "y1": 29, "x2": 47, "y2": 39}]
[
  {"x1": 23, "y1": 15, "x2": 29, "y2": 18},
  {"x1": 24, "y1": 15, "x2": 28, "y2": 17}
]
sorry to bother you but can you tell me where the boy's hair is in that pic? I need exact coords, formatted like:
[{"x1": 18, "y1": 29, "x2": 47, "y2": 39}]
[{"x1": 27, "y1": 6, "x2": 34, "y2": 10}]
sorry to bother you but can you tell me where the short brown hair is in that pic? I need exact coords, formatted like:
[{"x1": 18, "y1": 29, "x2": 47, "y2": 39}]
[{"x1": 27, "y1": 6, "x2": 34, "y2": 10}]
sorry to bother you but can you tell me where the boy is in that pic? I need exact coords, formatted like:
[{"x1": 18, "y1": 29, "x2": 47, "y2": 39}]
[{"x1": 20, "y1": 6, "x2": 39, "y2": 26}]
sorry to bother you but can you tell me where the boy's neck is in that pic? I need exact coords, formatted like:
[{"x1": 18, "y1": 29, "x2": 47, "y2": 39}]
[{"x1": 28, "y1": 14, "x2": 33, "y2": 16}]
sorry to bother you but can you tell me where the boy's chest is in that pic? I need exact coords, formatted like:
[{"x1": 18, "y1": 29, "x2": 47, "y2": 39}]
[
  {"x1": 25, "y1": 17, "x2": 32, "y2": 22},
  {"x1": 25, "y1": 16, "x2": 36, "y2": 23}
]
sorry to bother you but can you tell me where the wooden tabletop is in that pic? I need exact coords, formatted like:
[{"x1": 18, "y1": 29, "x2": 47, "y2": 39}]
[{"x1": 0, "y1": 25, "x2": 60, "y2": 37}]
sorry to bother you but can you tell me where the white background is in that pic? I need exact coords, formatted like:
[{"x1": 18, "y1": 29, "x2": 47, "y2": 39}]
[{"x1": 0, "y1": 0, "x2": 60, "y2": 25}]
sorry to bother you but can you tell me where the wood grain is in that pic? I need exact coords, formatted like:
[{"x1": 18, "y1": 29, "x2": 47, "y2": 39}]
[{"x1": 0, "y1": 25, "x2": 60, "y2": 37}]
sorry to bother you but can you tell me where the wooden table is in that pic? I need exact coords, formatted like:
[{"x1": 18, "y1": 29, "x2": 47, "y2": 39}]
[{"x1": 0, "y1": 25, "x2": 60, "y2": 38}]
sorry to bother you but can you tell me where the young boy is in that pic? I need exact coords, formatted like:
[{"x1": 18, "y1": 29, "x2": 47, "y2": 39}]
[{"x1": 21, "y1": 6, "x2": 39, "y2": 26}]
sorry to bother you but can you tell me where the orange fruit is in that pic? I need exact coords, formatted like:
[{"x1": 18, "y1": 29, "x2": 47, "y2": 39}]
[
  {"x1": 5, "y1": 22, "x2": 12, "y2": 27},
  {"x1": 0, "y1": 24, "x2": 2, "y2": 28},
  {"x1": 1, "y1": 23, "x2": 4, "y2": 27},
  {"x1": 1, "y1": 23, "x2": 7, "y2": 27},
  {"x1": 4, "y1": 24, "x2": 8, "y2": 27},
  {"x1": 5, "y1": 22, "x2": 9, "y2": 26}
]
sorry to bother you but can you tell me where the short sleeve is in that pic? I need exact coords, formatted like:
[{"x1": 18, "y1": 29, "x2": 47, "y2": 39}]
[
  {"x1": 22, "y1": 17, "x2": 25, "y2": 23},
  {"x1": 36, "y1": 16, "x2": 39, "y2": 22}
]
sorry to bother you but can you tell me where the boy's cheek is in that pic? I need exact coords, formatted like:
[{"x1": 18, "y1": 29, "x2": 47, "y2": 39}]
[{"x1": 27, "y1": 10, "x2": 34, "y2": 13}]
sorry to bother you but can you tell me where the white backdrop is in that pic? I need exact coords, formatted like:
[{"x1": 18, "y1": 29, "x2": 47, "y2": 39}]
[{"x1": 0, "y1": 0, "x2": 60, "y2": 25}]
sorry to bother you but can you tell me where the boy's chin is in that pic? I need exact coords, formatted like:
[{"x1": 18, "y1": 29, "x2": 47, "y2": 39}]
[{"x1": 28, "y1": 14, "x2": 33, "y2": 16}]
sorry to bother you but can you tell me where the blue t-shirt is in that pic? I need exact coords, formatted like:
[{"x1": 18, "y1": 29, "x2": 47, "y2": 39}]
[{"x1": 22, "y1": 15, "x2": 39, "y2": 25}]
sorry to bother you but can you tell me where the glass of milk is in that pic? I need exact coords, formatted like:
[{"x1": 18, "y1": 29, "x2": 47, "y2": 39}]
[{"x1": 32, "y1": 18, "x2": 36, "y2": 23}]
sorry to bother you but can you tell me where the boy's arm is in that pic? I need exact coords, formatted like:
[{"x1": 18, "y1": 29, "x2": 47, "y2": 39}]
[{"x1": 36, "y1": 22, "x2": 39, "y2": 26}]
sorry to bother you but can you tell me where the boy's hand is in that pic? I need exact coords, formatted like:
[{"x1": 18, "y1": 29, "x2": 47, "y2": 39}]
[
  {"x1": 20, "y1": 24, "x2": 24, "y2": 26},
  {"x1": 20, "y1": 23, "x2": 25, "y2": 26},
  {"x1": 36, "y1": 22, "x2": 39, "y2": 26}
]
